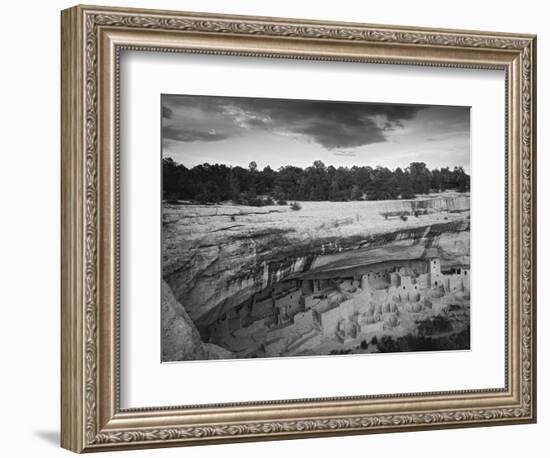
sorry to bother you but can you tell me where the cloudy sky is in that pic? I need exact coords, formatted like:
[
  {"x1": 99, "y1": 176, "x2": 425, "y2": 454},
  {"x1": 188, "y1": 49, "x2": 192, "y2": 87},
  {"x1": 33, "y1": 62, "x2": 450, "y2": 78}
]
[{"x1": 162, "y1": 94, "x2": 470, "y2": 173}]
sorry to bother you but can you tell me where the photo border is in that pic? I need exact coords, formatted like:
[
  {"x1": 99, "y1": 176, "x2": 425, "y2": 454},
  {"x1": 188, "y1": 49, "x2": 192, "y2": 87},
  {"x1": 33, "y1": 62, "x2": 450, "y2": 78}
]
[{"x1": 159, "y1": 91, "x2": 474, "y2": 363}]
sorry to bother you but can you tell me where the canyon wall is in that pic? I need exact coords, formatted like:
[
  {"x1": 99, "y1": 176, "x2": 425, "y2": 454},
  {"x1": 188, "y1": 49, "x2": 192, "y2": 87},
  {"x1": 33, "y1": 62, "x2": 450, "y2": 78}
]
[{"x1": 163, "y1": 194, "x2": 470, "y2": 328}]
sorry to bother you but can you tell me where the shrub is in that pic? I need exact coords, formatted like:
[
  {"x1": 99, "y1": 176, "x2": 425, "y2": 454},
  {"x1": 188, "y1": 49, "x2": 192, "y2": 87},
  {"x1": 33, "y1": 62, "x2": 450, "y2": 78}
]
[
  {"x1": 238, "y1": 195, "x2": 277, "y2": 207},
  {"x1": 290, "y1": 202, "x2": 302, "y2": 211},
  {"x1": 417, "y1": 315, "x2": 453, "y2": 337},
  {"x1": 377, "y1": 335, "x2": 401, "y2": 353},
  {"x1": 277, "y1": 198, "x2": 288, "y2": 205},
  {"x1": 400, "y1": 189, "x2": 416, "y2": 199},
  {"x1": 246, "y1": 197, "x2": 264, "y2": 207},
  {"x1": 329, "y1": 349, "x2": 353, "y2": 355}
]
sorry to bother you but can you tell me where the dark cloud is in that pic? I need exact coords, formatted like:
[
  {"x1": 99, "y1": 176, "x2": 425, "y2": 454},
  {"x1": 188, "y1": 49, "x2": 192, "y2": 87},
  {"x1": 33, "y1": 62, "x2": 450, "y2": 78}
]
[
  {"x1": 163, "y1": 126, "x2": 231, "y2": 143},
  {"x1": 162, "y1": 94, "x2": 426, "y2": 149},
  {"x1": 162, "y1": 106, "x2": 173, "y2": 119}
]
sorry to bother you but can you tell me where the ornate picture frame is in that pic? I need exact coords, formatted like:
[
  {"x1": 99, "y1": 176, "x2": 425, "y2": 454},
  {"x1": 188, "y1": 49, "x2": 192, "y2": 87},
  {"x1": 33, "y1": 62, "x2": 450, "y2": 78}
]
[{"x1": 61, "y1": 4, "x2": 536, "y2": 453}]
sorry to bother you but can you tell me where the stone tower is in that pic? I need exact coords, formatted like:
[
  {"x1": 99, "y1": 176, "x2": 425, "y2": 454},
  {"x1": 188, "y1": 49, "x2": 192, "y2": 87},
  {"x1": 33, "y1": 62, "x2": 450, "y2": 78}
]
[
  {"x1": 429, "y1": 258, "x2": 442, "y2": 288},
  {"x1": 361, "y1": 274, "x2": 370, "y2": 292}
]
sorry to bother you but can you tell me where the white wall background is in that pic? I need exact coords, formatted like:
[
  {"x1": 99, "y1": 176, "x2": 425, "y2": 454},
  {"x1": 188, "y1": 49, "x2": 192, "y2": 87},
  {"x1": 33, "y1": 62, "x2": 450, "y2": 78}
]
[{"x1": 0, "y1": 1, "x2": 546, "y2": 456}]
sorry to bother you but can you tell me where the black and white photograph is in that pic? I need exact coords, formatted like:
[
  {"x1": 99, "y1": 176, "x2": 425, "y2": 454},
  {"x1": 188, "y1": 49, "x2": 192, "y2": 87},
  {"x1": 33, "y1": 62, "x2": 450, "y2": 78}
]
[{"x1": 161, "y1": 94, "x2": 471, "y2": 362}]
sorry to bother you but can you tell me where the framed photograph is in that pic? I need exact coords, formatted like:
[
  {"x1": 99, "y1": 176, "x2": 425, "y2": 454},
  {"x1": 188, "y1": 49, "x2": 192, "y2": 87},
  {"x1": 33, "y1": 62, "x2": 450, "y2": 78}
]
[{"x1": 61, "y1": 4, "x2": 537, "y2": 453}]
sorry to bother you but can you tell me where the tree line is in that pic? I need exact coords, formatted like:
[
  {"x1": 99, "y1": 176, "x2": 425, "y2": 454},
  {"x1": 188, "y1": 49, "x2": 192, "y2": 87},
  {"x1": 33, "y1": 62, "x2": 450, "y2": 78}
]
[{"x1": 163, "y1": 157, "x2": 470, "y2": 205}]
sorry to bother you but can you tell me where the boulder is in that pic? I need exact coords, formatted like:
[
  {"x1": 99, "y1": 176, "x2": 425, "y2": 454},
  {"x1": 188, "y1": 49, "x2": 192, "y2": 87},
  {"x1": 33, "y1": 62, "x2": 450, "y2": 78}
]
[{"x1": 162, "y1": 280, "x2": 233, "y2": 362}]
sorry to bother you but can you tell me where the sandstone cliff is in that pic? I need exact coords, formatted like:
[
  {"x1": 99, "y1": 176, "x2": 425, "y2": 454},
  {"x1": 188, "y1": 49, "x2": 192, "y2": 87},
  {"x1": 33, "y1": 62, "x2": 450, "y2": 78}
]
[{"x1": 163, "y1": 193, "x2": 470, "y2": 328}]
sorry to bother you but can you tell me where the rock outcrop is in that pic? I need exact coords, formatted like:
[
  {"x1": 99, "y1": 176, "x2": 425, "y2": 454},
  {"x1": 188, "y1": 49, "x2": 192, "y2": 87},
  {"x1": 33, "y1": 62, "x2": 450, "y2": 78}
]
[{"x1": 161, "y1": 280, "x2": 232, "y2": 361}]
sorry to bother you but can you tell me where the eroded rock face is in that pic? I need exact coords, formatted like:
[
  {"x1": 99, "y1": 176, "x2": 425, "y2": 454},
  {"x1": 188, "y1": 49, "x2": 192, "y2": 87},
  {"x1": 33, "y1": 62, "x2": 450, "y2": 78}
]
[
  {"x1": 161, "y1": 280, "x2": 232, "y2": 361},
  {"x1": 163, "y1": 195, "x2": 470, "y2": 328}
]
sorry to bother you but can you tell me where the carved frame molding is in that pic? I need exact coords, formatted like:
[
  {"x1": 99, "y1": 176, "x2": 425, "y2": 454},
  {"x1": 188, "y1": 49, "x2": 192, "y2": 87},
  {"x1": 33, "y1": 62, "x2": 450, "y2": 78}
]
[{"x1": 61, "y1": 4, "x2": 536, "y2": 453}]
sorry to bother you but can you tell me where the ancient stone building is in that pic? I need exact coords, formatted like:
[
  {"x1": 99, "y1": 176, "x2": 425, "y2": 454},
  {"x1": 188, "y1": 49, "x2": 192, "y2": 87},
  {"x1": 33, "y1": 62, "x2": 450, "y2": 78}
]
[{"x1": 204, "y1": 247, "x2": 470, "y2": 358}]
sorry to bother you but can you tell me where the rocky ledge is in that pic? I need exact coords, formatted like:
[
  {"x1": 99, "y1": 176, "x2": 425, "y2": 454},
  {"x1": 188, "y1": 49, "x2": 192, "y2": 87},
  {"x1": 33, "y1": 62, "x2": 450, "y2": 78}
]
[{"x1": 161, "y1": 279, "x2": 232, "y2": 362}]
